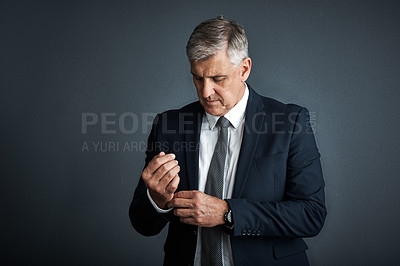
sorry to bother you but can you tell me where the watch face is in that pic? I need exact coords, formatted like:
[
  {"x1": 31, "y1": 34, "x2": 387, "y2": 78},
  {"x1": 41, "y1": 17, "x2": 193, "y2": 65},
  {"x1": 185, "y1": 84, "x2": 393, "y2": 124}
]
[{"x1": 227, "y1": 211, "x2": 232, "y2": 223}]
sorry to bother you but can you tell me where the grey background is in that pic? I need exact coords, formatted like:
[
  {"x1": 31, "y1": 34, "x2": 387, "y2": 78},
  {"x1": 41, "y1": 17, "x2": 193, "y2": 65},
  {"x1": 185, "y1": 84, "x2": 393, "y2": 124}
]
[{"x1": 1, "y1": 0, "x2": 400, "y2": 265}]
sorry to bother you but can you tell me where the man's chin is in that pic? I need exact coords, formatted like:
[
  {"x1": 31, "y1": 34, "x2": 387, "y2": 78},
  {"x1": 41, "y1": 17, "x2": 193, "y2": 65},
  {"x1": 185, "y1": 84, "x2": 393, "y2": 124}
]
[{"x1": 203, "y1": 106, "x2": 226, "y2": 116}]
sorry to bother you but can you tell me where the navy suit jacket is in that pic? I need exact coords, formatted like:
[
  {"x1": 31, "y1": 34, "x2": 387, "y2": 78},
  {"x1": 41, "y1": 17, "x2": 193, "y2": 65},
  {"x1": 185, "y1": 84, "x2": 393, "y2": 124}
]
[{"x1": 130, "y1": 85, "x2": 326, "y2": 265}]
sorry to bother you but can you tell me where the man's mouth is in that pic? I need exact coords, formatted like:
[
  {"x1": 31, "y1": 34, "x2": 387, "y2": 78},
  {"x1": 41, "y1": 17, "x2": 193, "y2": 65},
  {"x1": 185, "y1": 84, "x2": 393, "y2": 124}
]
[{"x1": 205, "y1": 99, "x2": 219, "y2": 103}]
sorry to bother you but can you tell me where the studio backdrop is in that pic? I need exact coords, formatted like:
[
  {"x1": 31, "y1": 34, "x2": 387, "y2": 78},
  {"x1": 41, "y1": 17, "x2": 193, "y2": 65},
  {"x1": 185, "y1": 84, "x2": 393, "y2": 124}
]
[{"x1": 1, "y1": 0, "x2": 400, "y2": 265}]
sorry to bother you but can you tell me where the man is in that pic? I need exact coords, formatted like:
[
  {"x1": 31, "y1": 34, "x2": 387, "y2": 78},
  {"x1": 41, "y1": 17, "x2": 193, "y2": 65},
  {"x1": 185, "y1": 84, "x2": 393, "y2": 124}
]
[{"x1": 129, "y1": 16, "x2": 326, "y2": 266}]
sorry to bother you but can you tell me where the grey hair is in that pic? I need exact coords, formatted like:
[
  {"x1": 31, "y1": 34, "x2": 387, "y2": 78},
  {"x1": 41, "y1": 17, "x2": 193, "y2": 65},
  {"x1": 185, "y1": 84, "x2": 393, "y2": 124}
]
[{"x1": 186, "y1": 16, "x2": 249, "y2": 67}]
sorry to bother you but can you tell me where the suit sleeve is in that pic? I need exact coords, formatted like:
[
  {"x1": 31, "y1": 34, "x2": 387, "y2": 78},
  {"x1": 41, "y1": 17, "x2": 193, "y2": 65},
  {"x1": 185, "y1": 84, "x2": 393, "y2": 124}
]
[
  {"x1": 129, "y1": 114, "x2": 172, "y2": 236},
  {"x1": 226, "y1": 107, "x2": 327, "y2": 238}
]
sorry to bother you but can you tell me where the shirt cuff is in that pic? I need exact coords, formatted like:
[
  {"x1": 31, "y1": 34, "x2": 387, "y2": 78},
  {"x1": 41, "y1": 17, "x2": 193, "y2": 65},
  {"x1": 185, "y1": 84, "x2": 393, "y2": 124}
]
[{"x1": 147, "y1": 189, "x2": 173, "y2": 213}]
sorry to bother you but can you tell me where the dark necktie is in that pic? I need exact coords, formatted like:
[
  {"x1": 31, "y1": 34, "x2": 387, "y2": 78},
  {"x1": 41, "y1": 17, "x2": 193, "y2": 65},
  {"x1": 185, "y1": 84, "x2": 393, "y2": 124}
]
[{"x1": 201, "y1": 116, "x2": 230, "y2": 266}]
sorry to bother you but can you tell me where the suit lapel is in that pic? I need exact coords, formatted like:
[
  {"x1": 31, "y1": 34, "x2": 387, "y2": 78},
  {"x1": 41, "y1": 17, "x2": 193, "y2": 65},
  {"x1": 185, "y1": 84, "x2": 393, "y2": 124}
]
[
  {"x1": 233, "y1": 86, "x2": 266, "y2": 198},
  {"x1": 184, "y1": 102, "x2": 203, "y2": 190}
]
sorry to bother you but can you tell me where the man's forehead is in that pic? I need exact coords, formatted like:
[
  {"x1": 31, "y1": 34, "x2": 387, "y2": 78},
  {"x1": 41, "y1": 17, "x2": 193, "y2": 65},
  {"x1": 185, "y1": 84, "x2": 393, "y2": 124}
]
[
  {"x1": 190, "y1": 70, "x2": 230, "y2": 79},
  {"x1": 190, "y1": 56, "x2": 234, "y2": 77},
  {"x1": 190, "y1": 68, "x2": 228, "y2": 77}
]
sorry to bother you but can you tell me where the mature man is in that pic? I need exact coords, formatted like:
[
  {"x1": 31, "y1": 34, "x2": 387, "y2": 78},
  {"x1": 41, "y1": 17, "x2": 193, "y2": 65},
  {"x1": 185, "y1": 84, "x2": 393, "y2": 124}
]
[{"x1": 129, "y1": 16, "x2": 326, "y2": 266}]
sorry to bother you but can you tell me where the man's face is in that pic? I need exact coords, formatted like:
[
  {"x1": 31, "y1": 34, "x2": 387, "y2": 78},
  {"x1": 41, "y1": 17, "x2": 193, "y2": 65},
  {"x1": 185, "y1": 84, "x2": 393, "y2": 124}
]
[{"x1": 190, "y1": 49, "x2": 251, "y2": 116}]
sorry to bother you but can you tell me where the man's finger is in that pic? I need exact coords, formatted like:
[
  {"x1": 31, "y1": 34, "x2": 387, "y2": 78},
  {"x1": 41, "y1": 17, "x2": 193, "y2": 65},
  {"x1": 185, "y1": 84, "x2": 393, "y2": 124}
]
[
  {"x1": 154, "y1": 160, "x2": 179, "y2": 183},
  {"x1": 166, "y1": 175, "x2": 180, "y2": 194},
  {"x1": 179, "y1": 217, "x2": 196, "y2": 226},
  {"x1": 168, "y1": 197, "x2": 194, "y2": 209},
  {"x1": 174, "y1": 190, "x2": 198, "y2": 199},
  {"x1": 155, "y1": 161, "x2": 181, "y2": 186},
  {"x1": 143, "y1": 159, "x2": 177, "y2": 186},
  {"x1": 145, "y1": 152, "x2": 176, "y2": 174},
  {"x1": 174, "y1": 208, "x2": 193, "y2": 218}
]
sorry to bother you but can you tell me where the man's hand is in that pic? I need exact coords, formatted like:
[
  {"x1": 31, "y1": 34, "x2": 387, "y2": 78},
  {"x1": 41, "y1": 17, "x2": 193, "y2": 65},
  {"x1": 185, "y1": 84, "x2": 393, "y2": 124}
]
[
  {"x1": 168, "y1": 191, "x2": 229, "y2": 227},
  {"x1": 142, "y1": 152, "x2": 180, "y2": 209}
]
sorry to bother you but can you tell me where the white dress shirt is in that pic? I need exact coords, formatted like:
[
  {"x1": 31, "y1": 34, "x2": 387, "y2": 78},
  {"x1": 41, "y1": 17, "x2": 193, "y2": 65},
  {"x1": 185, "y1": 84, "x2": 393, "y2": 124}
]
[{"x1": 148, "y1": 84, "x2": 249, "y2": 266}]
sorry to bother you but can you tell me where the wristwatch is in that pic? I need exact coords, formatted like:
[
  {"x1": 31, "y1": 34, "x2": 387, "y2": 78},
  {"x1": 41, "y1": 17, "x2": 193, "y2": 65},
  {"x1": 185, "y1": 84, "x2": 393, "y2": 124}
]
[{"x1": 224, "y1": 208, "x2": 234, "y2": 232}]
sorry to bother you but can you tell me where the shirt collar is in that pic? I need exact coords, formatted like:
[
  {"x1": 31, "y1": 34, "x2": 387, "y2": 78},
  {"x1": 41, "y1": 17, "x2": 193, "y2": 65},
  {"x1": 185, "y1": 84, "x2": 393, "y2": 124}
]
[{"x1": 205, "y1": 83, "x2": 249, "y2": 130}]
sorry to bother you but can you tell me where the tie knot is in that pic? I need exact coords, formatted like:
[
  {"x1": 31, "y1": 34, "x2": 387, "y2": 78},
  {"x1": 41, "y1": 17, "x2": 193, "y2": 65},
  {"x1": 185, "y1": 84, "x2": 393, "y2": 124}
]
[{"x1": 217, "y1": 116, "x2": 231, "y2": 129}]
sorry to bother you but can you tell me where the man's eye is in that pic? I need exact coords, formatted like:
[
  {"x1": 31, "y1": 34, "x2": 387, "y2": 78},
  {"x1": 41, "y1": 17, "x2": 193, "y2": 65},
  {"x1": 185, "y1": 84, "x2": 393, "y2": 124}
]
[
  {"x1": 194, "y1": 76, "x2": 203, "y2": 81},
  {"x1": 213, "y1": 78, "x2": 224, "y2": 82}
]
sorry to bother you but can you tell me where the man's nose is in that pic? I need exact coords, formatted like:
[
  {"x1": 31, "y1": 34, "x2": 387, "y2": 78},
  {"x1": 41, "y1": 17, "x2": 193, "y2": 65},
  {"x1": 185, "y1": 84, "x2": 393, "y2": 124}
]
[{"x1": 202, "y1": 79, "x2": 214, "y2": 98}]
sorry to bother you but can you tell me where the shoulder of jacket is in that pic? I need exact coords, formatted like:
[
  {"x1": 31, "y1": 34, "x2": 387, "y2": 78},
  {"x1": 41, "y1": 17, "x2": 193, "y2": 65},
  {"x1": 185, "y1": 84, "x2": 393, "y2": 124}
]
[{"x1": 259, "y1": 95, "x2": 303, "y2": 114}]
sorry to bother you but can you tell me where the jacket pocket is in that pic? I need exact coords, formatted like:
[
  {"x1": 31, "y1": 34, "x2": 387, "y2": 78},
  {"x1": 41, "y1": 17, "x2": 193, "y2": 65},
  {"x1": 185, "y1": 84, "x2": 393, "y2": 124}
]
[{"x1": 273, "y1": 239, "x2": 308, "y2": 259}]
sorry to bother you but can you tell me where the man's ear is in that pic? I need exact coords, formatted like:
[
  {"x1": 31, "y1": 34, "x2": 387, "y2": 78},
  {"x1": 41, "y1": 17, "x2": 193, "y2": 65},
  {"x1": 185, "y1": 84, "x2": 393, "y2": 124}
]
[{"x1": 240, "y1": 57, "x2": 252, "y2": 82}]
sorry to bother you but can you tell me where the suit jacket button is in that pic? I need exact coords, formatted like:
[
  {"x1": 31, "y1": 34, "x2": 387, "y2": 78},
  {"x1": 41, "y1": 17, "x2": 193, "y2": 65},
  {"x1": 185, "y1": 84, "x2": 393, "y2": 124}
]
[
  {"x1": 193, "y1": 230, "x2": 197, "y2": 235},
  {"x1": 256, "y1": 230, "x2": 261, "y2": 236},
  {"x1": 242, "y1": 230, "x2": 247, "y2": 236},
  {"x1": 247, "y1": 230, "x2": 251, "y2": 236}
]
